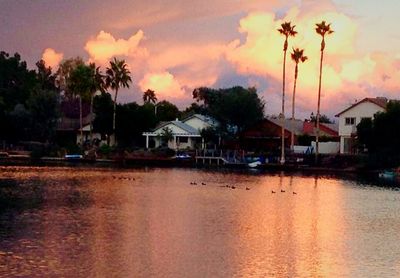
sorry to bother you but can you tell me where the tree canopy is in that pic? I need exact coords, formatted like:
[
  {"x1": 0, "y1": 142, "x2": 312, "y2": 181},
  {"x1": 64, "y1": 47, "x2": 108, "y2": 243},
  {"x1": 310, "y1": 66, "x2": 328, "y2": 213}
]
[
  {"x1": 0, "y1": 51, "x2": 60, "y2": 143},
  {"x1": 193, "y1": 86, "x2": 265, "y2": 135},
  {"x1": 357, "y1": 101, "x2": 400, "y2": 167}
]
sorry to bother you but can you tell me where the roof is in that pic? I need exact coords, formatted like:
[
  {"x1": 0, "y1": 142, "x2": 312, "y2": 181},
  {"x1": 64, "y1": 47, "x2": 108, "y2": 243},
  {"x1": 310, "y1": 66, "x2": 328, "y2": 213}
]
[
  {"x1": 182, "y1": 113, "x2": 217, "y2": 126},
  {"x1": 266, "y1": 117, "x2": 338, "y2": 137},
  {"x1": 335, "y1": 97, "x2": 388, "y2": 117},
  {"x1": 153, "y1": 120, "x2": 199, "y2": 135},
  {"x1": 268, "y1": 118, "x2": 304, "y2": 135}
]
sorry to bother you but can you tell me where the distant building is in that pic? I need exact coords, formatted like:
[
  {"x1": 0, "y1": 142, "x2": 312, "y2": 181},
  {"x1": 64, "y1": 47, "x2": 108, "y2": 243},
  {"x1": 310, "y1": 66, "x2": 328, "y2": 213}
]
[
  {"x1": 240, "y1": 118, "x2": 338, "y2": 152},
  {"x1": 335, "y1": 97, "x2": 387, "y2": 154},
  {"x1": 56, "y1": 99, "x2": 115, "y2": 147},
  {"x1": 142, "y1": 114, "x2": 216, "y2": 150}
]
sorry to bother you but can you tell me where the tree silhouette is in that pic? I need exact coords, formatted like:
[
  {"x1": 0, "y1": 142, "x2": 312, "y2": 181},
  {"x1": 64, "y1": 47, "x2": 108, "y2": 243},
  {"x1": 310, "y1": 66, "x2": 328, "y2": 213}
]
[
  {"x1": 105, "y1": 58, "x2": 132, "y2": 139},
  {"x1": 143, "y1": 89, "x2": 157, "y2": 104},
  {"x1": 278, "y1": 21, "x2": 297, "y2": 164},
  {"x1": 290, "y1": 48, "x2": 307, "y2": 149},
  {"x1": 315, "y1": 21, "x2": 334, "y2": 162},
  {"x1": 88, "y1": 64, "x2": 106, "y2": 143},
  {"x1": 68, "y1": 64, "x2": 95, "y2": 145}
]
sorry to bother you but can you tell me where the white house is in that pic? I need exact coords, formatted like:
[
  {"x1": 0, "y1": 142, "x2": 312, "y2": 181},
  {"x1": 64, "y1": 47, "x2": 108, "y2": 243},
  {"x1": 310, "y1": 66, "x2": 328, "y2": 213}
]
[
  {"x1": 76, "y1": 124, "x2": 116, "y2": 146},
  {"x1": 142, "y1": 114, "x2": 215, "y2": 150},
  {"x1": 335, "y1": 97, "x2": 387, "y2": 154}
]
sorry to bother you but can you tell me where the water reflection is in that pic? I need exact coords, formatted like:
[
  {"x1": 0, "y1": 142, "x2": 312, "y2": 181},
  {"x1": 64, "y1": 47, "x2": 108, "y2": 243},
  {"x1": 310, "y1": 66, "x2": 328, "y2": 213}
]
[{"x1": 0, "y1": 167, "x2": 400, "y2": 277}]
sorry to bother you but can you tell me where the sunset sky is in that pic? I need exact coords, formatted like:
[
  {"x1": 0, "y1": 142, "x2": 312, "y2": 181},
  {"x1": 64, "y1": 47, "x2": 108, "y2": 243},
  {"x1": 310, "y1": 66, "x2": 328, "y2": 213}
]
[{"x1": 1, "y1": 0, "x2": 400, "y2": 119}]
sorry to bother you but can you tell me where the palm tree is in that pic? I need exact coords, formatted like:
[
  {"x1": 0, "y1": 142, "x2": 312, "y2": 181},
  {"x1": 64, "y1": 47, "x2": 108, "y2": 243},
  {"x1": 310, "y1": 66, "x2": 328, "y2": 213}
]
[
  {"x1": 105, "y1": 58, "x2": 132, "y2": 139},
  {"x1": 290, "y1": 48, "x2": 308, "y2": 149},
  {"x1": 278, "y1": 21, "x2": 297, "y2": 164},
  {"x1": 315, "y1": 21, "x2": 334, "y2": 162},
  {"x1": 143, "y1": 89, "x2": 157, "y2": 104}
]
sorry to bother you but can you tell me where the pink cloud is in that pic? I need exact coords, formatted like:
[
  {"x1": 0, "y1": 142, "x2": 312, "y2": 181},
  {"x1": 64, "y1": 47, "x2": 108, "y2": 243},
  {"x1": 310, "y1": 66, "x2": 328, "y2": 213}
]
[
  {"x1": 84, "y1": 30, "x2": 148, "y2": 64},
  {"x1": 41, "y1": 48, "x2": 63, "y2": 70}
]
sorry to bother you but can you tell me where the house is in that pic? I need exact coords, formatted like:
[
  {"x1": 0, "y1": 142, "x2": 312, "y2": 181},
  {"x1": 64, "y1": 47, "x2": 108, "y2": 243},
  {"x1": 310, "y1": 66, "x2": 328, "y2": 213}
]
[
  {"x1": 335, "y1": 97, "x2": 387, "y2": 154},
  {"x1": 56, "y1": 100, "x2": 92, "y2": 146},
  {"x1": 76, "y1": 124, "x2": 115, "y2": 146},
  {"x1": 240, "y1": 117, "x2": 338, "y2": 152},
  {"x1": 142, "y1": 114, "x2": 215, "y2": 150},
  {"x1": 56, "y1": 99, "x2": 116, "y2": 147}
]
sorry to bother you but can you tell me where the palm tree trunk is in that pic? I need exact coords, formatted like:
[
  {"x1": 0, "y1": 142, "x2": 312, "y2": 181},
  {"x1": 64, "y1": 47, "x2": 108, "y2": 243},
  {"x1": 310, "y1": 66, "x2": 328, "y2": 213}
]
[
  {"x1": 281, "y1": 46, "x2": 287, "y2": 164},
  {"x1": 113, "y1": 88, "x2": 118, "y2": 145},
  {"x1": 316, "y1": 43, "x2": 325, "y2": 164},
  {"x1": 291, "y1": 63, "x2": 298, "y2": 150},
  {"x1": 89, "y1": 94, "x2": 94, "y2": 144},
  {"x1": 79, "y1": 96, "x2": 83, "y2": 146}
]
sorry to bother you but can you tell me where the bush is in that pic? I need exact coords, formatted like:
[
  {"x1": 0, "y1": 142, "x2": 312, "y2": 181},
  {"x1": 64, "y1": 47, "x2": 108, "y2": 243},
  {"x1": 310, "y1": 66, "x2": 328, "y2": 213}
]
[{"x1": 98, "y1": 144, "x2": 113, "y2": 156}]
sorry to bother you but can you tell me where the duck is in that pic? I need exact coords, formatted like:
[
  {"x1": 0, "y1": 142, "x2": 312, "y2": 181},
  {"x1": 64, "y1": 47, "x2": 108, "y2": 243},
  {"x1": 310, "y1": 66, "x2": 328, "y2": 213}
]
[
  {"x1": 201, "y1": 182, "x2": 206, "y2": 185},
  {"x1": 293, "y1": 192, "x2": 297, "y2": 195},
  {"x1": 271, "y1": 190, "x2": 276, "y2": 194},
  {"x1": 231, "y1": 186, "x2": 236, "y2": 189},
  {"x1": 281, "y1": 189, "x2": 285, "y2": 193},
  {"x1": 245, "y1": 187, "x2": 250, "y2": 190}
]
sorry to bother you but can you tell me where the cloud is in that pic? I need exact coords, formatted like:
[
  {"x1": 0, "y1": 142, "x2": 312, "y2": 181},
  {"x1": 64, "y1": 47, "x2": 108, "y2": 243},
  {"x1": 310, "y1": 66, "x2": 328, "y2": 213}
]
[
  {"x1": 79, "y1": 1, "x2": 400, "y2": 118},
  {"x1": 224, "y1": 6, "x2": 383, "y2": 115},
  {"x1": 138, "y1": 71, "x2": 186, "y2": 100},
  {"x1": 84, "y1": 30, "x2": 148, "y2": 64},
  {"x1": 41, "y1": 48, "x2": 63, "y2": 69}
]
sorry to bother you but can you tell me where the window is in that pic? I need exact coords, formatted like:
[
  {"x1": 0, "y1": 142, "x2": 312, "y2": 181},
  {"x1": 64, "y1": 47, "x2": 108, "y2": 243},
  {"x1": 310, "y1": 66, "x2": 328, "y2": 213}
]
[
  {"x1": 361, "y1": 117, "x2": 371, "y2": 122},
  {"x1": 345, "y1": 117, "x2": 356, "y2": 125},
  {"x1": 179, "y1": 137, "x2": 188, "y2": 143}
]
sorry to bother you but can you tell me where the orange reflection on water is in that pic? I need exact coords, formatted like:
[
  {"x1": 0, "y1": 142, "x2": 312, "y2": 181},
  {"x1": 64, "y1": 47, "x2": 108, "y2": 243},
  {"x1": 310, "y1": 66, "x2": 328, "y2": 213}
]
[{"x1": 234, "y1": 174, "x2": 348, "y2": 277}]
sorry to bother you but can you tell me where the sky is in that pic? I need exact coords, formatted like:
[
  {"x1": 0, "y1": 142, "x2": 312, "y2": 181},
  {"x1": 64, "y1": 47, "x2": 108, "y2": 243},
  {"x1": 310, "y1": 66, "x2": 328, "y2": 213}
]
[{"x1": 1, "y1": 0, "x2": 400, "y2": 120}]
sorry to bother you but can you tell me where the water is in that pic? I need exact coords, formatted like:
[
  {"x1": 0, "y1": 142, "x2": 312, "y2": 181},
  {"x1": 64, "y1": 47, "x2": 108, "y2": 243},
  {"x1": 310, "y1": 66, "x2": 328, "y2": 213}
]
[{"x1": 1, "y1": 166, "x2": 400, "y2": 277}]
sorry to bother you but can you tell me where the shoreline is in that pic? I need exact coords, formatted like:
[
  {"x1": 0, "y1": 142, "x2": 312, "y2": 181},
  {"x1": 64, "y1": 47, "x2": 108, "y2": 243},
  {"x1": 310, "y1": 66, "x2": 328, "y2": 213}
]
[{"x1": 0, "y1": 156, "x2": 380, "y2": 175}]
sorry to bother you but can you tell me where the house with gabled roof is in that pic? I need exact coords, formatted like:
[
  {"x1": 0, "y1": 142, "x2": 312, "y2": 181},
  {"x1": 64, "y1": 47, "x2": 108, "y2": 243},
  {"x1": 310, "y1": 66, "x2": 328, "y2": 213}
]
[
  {"x1": 335, "y1": 97, "x2": 387, "y2": 154},
  {"x1": 142, "y1": 114, "x2": 215, "y2": 150},
  {"x1": 240, "y1": 117, "x2": 338, "y2": 151}
]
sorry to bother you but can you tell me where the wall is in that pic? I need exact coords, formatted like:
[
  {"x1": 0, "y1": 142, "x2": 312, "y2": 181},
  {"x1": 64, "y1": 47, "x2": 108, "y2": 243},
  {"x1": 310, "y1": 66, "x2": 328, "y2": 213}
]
[
  {"x1": 338, "y1": 102, "x2": 385, "y2": 137},
  {"x1": 311, "y1": 141, "x2": 340, "y2": 154}
]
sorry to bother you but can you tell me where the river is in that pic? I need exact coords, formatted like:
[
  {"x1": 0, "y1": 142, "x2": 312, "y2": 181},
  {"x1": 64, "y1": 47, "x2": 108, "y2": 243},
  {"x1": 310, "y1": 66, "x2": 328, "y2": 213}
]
[{"x1": 1, "y1": 166, "x2": 400, "y2": 277}]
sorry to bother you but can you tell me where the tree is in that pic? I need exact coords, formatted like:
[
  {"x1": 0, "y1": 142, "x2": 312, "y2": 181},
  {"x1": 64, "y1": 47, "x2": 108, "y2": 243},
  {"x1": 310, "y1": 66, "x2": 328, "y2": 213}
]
[
  {"x1": 181, "y1": 102, "x2": 206, "y2": 119},
  {"x1": 143, "y1": 89, "x2": 157, "y2": 104},
  {"x1": 88, "y1": 64, "x2": 106, "y2": 142},
  {"x1": 193, "y1": 86, "x2": 264, "y2": 137},
  {"x1": 114, "y1": 102, "x2": 157, "y2": 147},
  {"x1": 290, "y1": 48, "x2": 307, "y2": 149},
  {"x1": 0, "y1": 52, "x2": 60, "y2": 144},
  {"x1": 105, "y1": 58, "x2": 132, "y2": 138},
  {"x1": 315, "y1": 21, "x2": 334, "y2": 162},
  {"x1": 68, "y1": 64, "x2": 95, "y2": 145},
  {"x1": 160, "y1": 127, "x2": 174, "y2": 147},
  {"x1": 356, "y1": 117, "x2": 373, "y2": 152},
  {"x1": 56, "y1": 57, "x2": 85, "y2": 99},
  {"x1": 310, "y1": 113, "x2": 333, "y2": 124},
  {"x1": 26, "y1": 89, "x2": 60, "y2": 142},
  {"x1": 36, "y1": 60, "x2": 57, "y2": 91},
  {"x1": 278, "y1": 21, "x2": 297, "y2": 164},
  {"x1": 0, "y1": 52, "x2": 38, "y2": 142},
  {"x1": 155, "y1": 100, "x2": 180, "y2": 122},
  {"x1": 93, "y1": 92, "x2": 114, "y2": 139},
  {"x1": 357, "y1": 101, "x2": 400, "y2": 167}
]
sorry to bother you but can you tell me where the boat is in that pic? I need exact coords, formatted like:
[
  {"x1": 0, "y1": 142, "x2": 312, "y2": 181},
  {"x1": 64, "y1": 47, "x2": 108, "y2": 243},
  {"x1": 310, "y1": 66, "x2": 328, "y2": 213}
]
[
  {"x1": 64, "y1": 154, "x2": 83, "y2": 161},
  {"x1": 379, "y1": 170, "x2": 396, "y2": 179},
  {"x1": 248, "y1": 160, "x2": 262, "y2": 168}
]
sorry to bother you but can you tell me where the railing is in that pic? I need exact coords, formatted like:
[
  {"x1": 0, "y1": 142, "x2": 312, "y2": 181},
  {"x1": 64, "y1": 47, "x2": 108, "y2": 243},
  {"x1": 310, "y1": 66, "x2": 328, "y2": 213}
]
[{"x1": 195, "y1": 149, "x2": 246, "y2": 165}]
